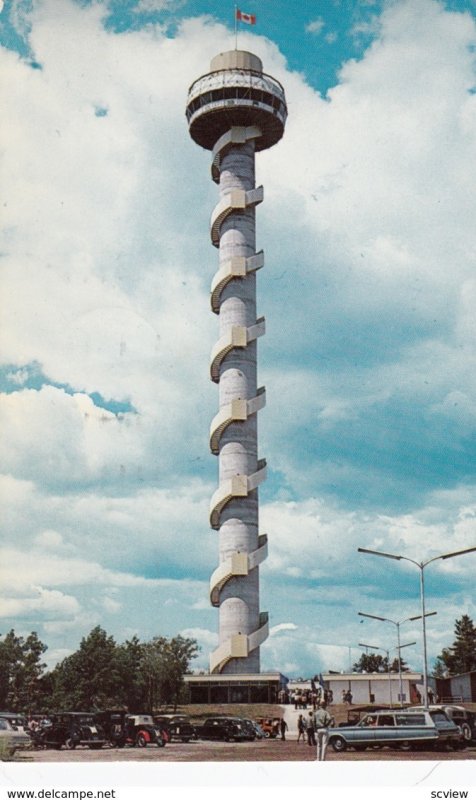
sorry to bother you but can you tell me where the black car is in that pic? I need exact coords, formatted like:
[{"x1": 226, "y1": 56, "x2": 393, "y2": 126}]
[
  {"x1": 95, "y1": 710, "x2": 129, "y2": 748},
  {"x1": 240, "y1": 719, "x2": 260, "y2": 741},
  {"x1": 96, "y1": 712, "x2": 167, "y2": 748},
  {"x1": 413, "y1": 705, "x2": 476, "y2": 744},
  {"x1": 124, "y1": 714, "x2": 167, "y2": 747},
  {"x1": 154, "y1": 714, "x2": 196, "y2": 743},
  {"x1": 199, "y1": 717, "x2": 248, "y2": 742},
  {"x1": 33, "y1": 712, "x2": 106, "y2": 750}
]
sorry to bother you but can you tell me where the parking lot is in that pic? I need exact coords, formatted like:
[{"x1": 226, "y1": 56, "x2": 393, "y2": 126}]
[{"x1": 20, "y1": 739, "x2": 476, "y2": 762}]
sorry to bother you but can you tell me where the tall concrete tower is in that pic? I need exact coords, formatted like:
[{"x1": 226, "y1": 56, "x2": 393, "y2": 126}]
[{"x1": 186, "y1": 50, "x2": 287, "y2": 675}]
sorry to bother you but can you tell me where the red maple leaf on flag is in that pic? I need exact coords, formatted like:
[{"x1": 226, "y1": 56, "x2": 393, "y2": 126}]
[{"x1": 236, "y1": 9, "x2": 256, "y2": 25}]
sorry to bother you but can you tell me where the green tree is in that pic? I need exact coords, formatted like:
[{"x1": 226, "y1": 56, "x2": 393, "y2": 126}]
[
  {"x1": 0, "y1": 630, "x2": 47, "y2": 711},
  {"x1": 51, "y1": 626, "x2": 123, "y2": 709},
  {"x1": 161, "y1": 635, "x2": 199, "y2": 710},
  {"x1": 433, "y1": 615, "x2": 476, "y2": 676},
  {"x1": 139, "y1": 634, "x2": 199, "y2": 710},
  {"x1": 115, "y1": 636, "x2": 146, "y2": 711},
  {"x1": 353, "y1": 653, "x2": 388, "y2": 673},
  {"x1": 389, "y1": 656, "x2": 410, "y2": 673}
]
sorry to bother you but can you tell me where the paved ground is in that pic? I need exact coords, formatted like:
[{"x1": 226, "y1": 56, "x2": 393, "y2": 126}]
[{"x1": 19, "y1": 740, "x2": 476, "y2": 763}]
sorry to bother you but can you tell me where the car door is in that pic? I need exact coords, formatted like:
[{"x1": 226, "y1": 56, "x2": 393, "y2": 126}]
[
  {"x1": 346, "y1": 715, "x2": 377, "y2": 747},
  {"x1": 375, "y1": 714, "x2": 397, "y2": 745}
]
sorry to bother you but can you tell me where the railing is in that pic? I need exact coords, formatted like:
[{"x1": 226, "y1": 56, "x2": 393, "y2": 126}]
[{"x1": 187, "y1": 68, "x2": 286, "y2": 106}]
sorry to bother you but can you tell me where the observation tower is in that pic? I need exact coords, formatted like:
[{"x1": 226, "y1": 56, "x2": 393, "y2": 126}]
[{"x1": 186, "y1": 50, "x2": 287, "y2": 676}]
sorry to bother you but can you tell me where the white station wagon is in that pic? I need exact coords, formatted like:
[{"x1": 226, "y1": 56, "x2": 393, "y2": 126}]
[{"x1": 329, "y1": 709, "x2": 462, "y2": 752}]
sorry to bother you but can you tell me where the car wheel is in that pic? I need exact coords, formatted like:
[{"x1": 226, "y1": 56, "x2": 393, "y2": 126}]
[
  {"x1": 65, "y1": 738, "x2": 76, "y2": 750},
  {"x1": 398, "y1": 741, "x2": 412, "y2": 751},
  {"x1": 331, "y1": 736, "x2": 347, "y2": 753},
  {"x1": 461, "y1": 723, "x2": 471, "y2": 742},
  {"x1": 136, "y1": 733, "x2": 147, "y2": 748},
  {"x1": 263, "y1": 732, "x2": 270, "y2": 738},
  {"x1": 157, "y1": 737, "x2": 166, "y2": 748}
]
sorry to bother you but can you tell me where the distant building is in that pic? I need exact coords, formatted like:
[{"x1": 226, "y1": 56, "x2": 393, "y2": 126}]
[
  {"x1": 184, "y1": 672, "x2": 288, "y2": 704},
  {"x1": 435, "y1": 670, "x2": 476, "y2": 702},
  {"x1": 289, "y1": 672, "x2": 423, "y2": 705}
]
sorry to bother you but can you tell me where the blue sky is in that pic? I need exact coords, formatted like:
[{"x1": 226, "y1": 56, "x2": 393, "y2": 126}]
[{"x1": 1, "y1": 0, "x2": 476, "y2": 679}]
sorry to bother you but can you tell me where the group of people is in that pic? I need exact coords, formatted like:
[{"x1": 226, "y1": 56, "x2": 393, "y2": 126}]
[
  {"x1": 296, "y1": 703, "x2": 335, "y2": 761},
  {"x1": 291, "y1": 688, "x2": 333, "y2": 710},
  {"x1": 27, "y1": 716, "x2": 51, "y2": 731},
  {"x1": 341, "y1": 689, "x2": 353, "y2": 705}
]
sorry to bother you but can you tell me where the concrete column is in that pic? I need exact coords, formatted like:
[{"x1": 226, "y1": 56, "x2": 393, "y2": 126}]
[{"x1": 218, "y1": 142, "x2": 260, "y2": 674}]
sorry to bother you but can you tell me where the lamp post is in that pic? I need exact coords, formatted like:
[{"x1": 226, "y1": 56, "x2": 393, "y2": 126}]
[
  {"x1": 358, "y1": 545, "x2": 476, "y2": 708},
  {"x1": 358, "y1": 642, "x2": 392, "y2": 706},
  {"x1": 358, "y1": 611, "x2": 436, "y2": 706}
]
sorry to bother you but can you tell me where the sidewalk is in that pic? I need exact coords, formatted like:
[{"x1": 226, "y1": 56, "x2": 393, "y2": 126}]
[{"x1": 280, "y1": 703, "x2": 346, "y2": 741}]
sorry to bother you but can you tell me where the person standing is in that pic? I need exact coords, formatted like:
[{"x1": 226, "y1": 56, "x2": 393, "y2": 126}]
[
  {"x1": 306, "y1": 711, "x2": 316, "y2": 746},
  {"x1": 297, "y1": 714, "x2": 306, "y2": 743},
  {"x1": 280, "y1": 718, "x2": 288, "y2": 741},
  {"x1": 314, "y1": 702, "x2": 335, "y2": 762}
]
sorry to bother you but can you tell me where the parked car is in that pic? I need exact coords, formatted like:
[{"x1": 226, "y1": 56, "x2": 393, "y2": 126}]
[
  {"x1": 0, "y1": 713, "x2": 29, "y2": 734},
  {"x1": 0, "y1": 716, "x2": 31, "y2": 752},
  {"x1": 250, "y1": 721, "x2": 266, "y2": 739},
  {"x1": 328, "y1": 709, "x2": 462, "y2": 753},
  {"x1": 32, "y1": 712, "x2": 106, "y2": 750},
  {"x1": 338, "y1": 706, "x2": 390, "y2": 727},
  {"x1": 255, "y1": 717, "x2": 280, "y2": 738},
  {"x1": 199, "y1": 717, "x2": 248, "y2": 742},
  {"x1": 413, "y1": 705, "x2": 476, "y2": 744},
  {"x1": 95, "y1": 711, "x2": 129, "y2": 748},
  {"x1": 98, "y1": 712, "x2": 168, "y2": 748},
  {"x1": 153, "y1": 714, "x2": 196, "y2": 743},
  {"x1": 239, "y1": 719, "x2": 260, "y2": 741},
  {"x1": 122, "y1": 715, "x2": 167, "y2": 748}
]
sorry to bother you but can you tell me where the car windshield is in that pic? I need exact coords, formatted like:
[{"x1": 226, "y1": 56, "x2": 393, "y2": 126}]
[
  {"x1": 1, "y1": 718, "x2": 22, "y2": 729},
  {"x1": 430, "y1": 712, "x2": 455, "y2": 727},
  {"x1": 78, "y1": 715, "x2": 95, "y2": 725}
]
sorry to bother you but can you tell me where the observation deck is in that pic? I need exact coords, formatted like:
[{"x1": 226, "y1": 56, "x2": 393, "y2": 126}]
[{"x1": 186, "y1": 50, "x2": 287, "y2": 152}]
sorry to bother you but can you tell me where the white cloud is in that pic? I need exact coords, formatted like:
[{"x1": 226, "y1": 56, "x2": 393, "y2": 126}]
[
  {"x1": 0, "y1": 587, "x2": 80, "y2": 619},
  {"x1": 34, "y1": 529, "x2": 65, "y2": 548},
  {"x1": 306, "y1": 18, "x2": 324, "y2": 36},
  {"x1": 133, "y1": 0, "x2": 183, "y2": 12},
  {"x1": 270, "y1": 623, "x2": 298, "y2": 636}
]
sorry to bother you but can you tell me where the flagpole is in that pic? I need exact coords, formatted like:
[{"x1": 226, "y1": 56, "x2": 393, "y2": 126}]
[{"x1": 234, "y1": 5, "x2": 238, "y2": 50}]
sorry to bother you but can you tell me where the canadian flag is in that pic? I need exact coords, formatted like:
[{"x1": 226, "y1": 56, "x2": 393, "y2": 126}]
[{"x1": 236, "y1": 9, "x2": 256, "y2": 25}]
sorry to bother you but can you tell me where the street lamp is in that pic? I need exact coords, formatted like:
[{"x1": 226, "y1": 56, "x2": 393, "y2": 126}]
[
  {"x1": 358, "y1": 545, "x2": 476, "y2": 708},
  {"x1": 358, "y1": 611, "x2": 437, "y2": 706},
  {"x1": 358, "y1": 642, "x2": 392, "y2": 706}
]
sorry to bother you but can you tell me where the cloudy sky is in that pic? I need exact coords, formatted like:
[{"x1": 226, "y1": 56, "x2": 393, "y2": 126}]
[{"x1": 1, "y1": 0, "x2": 476, "y2": 679}]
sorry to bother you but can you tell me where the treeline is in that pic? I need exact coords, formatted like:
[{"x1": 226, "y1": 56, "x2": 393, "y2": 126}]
[
  {"x1": 0, "y1": 626, "x2": 198, "y2": 713},
  {"x1": 352, "y1": 653, "x2": 410, "y2": 673}
]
